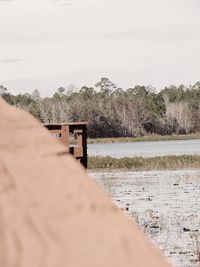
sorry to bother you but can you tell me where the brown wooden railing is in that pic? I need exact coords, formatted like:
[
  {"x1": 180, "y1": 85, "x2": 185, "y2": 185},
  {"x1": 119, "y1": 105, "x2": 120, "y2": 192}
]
[{"x1": 44, "y1": 122, "x2": 87, "y2": 168}]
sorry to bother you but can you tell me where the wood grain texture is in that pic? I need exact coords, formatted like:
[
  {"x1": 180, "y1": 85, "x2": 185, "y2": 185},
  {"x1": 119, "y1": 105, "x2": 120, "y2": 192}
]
[{"x1": 0, "y1": 98, "x2": 173, "y2": 267}]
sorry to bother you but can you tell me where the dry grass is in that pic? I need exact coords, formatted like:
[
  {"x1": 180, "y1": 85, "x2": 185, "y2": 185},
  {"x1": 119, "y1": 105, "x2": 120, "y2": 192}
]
[
  {"x1": 88, "y1": 155, "x2": 200, "y2": 170},
  {"x1": 88, "y1": 133, "x2": 200, "y2": 144}
]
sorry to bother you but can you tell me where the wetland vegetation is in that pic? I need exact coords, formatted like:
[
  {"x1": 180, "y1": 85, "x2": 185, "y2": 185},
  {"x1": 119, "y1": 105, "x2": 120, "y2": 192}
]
[
  {"x1": 88, "y1": 155, "x2": 200, "y2": 170},
  {"x1": 88, "y1": 133, "x2": 200, "y2": 144}
]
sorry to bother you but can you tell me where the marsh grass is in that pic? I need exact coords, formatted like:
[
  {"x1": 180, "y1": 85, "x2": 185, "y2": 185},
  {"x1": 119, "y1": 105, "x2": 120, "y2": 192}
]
[
  {"x1": 88, "y1": 133, "x2": 200, "y2": 144},
  {"x1": 88, "y1": 155, "x2": 200, "y2": 170}
]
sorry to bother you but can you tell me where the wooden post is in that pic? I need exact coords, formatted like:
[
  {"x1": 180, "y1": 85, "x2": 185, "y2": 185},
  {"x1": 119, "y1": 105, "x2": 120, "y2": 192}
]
[
  {"x1": 81, "y1": 124, "x2": 87, "y2": 169},
  {"x1": 61, "y1": 125, "x2": 69, "y2": 147}
]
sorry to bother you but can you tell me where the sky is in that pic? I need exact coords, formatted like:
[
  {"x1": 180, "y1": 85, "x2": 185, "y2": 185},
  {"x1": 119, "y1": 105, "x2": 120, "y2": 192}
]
[{"x1": 0, "y1": 0, "x2": 200, "y2": 96}]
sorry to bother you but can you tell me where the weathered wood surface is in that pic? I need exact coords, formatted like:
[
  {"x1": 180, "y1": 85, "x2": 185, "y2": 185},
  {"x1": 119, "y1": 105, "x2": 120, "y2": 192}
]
[
  {"x1": 44, "y1": 123, "x2": 88, "y2": 168},
  {"x1": 0, "y1": 98, "x2": 172, "y2": 267}
]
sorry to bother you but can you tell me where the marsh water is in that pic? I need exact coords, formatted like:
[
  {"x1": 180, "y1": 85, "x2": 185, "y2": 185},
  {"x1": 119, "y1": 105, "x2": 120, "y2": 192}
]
[
  {"x1": 90, "y1": 169, "x2": 200, "y2": 267},
  {"x1": 88, "y1": 139, "x2": 200, "y2": 158}
]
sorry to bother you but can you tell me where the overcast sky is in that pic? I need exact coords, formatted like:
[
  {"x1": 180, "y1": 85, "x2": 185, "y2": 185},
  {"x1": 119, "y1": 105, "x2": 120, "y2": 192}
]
[{"x1": 0, "y1": 0, "x2": 200, "y2": 95}]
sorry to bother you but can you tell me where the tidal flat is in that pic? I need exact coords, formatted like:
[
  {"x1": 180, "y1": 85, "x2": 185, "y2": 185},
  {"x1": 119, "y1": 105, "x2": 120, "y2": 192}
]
[{"x1": 90, "y1": 169, "x2": 200, "y2": 267}]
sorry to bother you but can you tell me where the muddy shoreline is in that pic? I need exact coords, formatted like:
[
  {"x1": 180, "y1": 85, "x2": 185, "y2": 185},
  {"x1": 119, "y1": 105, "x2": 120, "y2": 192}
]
[{"x1": 90, "y1": 169, "x2": 200, "y2": 267}]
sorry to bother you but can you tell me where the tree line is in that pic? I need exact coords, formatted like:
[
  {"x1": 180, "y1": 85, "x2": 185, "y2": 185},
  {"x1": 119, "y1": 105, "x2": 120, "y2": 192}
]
[{"x1": 1, "y1": 78, "x2": 200, "y2": 138}]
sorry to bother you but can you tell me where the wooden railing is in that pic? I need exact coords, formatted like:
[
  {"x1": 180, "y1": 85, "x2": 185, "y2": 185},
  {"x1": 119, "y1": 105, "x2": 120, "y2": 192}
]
[{"x1": 44, "y1": 122, "x2": 87, "y2": 168}]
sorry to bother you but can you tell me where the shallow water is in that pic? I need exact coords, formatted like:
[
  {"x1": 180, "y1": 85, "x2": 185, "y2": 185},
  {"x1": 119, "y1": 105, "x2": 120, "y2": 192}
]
[
  {"x1": 90, "y1": 169, "x2": 200, "y2": 267},
  {"x1": 88, "y1": 139, "x2": 200, "y2": 158}
]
